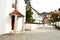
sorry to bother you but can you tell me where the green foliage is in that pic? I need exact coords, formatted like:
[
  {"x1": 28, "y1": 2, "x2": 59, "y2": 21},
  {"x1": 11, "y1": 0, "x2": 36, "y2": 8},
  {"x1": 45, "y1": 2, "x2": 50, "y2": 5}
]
[
  {"x1": 58, "y1": 8, "x2": 60, "y2": 11},
  {"x1": 50, "y1": 12, "x2": 60, "y2": 24},
  {"x1": 26, "y1": 10, "x2": 35, "y2": 23},
  {"x1": 24, "y1": 0, "x2": 30, "y2": 4},
  {"x1": 50, "y1": 13, "x2": 58, "y2": 23},
  {"x1": 25, "y1": 0, "x2": 35, "y2": 23}
]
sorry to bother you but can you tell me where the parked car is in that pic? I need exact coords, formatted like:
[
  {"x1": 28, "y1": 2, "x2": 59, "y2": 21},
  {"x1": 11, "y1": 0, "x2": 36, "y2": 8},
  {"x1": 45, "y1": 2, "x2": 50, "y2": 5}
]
[{"x1": 55, "y1": 22, "x2": 60, "y2": 29}]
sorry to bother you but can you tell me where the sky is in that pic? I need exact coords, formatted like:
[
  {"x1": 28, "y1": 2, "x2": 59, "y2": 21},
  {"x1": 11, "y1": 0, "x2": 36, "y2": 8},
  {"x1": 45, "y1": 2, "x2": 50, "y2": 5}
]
[{"x1": 31, "y1": 0, "x2": 60, "y2": 13}]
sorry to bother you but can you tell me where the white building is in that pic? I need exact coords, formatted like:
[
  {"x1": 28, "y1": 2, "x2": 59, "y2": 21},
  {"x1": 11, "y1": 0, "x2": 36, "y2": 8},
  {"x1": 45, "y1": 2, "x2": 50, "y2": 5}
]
[
  {"x1": 31, "y1": 7, "x2": 43, "y2": 23},
  {"x1": 0, "y1": 0, "x2": 25, "y2": 35}
]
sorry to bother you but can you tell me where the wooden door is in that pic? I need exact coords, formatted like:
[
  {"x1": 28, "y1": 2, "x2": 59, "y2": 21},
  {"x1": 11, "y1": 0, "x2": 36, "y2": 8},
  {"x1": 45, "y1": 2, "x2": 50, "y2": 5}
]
[{"x1": 11, "y1": 15, "x2": 15, "y2": 30}]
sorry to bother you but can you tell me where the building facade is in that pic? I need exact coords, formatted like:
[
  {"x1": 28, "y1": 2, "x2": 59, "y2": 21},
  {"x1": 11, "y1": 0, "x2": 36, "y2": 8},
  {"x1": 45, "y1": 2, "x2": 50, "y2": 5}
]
[{"x1": 0, "y1": 0, "x2": 25, "y2": 35}]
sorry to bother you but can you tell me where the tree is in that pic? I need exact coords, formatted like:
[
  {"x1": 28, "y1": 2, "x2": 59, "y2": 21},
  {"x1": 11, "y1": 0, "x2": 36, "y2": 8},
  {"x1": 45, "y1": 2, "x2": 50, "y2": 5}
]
[
  {"x1": 24, "y1": 0, "x2": 30, "y2": 4},
  {"x1": 50, "y1": 12, "x2": 58, "y2": 25},
  {"x1": 25, "y1": 0, "x2": 35, "y2": 23},
  {"x1": 58, "y1": 8, "x2": 60, "y2": 21},
  {"x1": 58, "y1": 8, "x2": 60, "y2": 11}
]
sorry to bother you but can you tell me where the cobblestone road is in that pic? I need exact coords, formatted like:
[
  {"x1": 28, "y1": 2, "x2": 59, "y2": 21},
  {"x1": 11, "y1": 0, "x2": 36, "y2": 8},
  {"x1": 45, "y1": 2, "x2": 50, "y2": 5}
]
[{"x1": 0, "y1": 29, "x2": 60, "y2": 40}]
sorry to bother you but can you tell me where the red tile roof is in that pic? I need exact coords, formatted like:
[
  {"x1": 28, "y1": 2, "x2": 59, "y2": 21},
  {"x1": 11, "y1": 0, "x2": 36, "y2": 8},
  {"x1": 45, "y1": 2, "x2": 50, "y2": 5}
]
[{"x1": 10, "y1": 9, "x2": 24, "y2": 17}]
